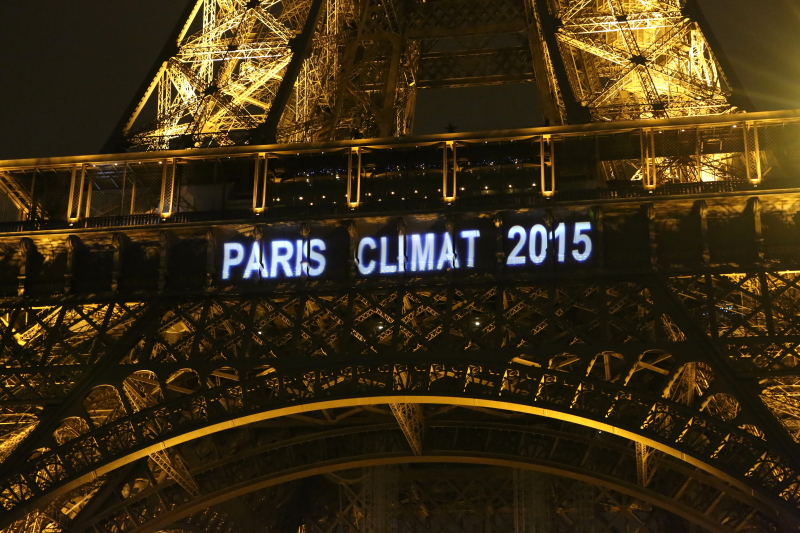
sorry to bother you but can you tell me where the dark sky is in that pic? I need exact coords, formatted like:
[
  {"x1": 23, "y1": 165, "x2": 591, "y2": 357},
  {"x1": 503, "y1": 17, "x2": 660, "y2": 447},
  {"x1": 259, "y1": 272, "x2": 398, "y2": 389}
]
[{"x1": 0, "y1": 0, "x2": 798, "y2": 160}]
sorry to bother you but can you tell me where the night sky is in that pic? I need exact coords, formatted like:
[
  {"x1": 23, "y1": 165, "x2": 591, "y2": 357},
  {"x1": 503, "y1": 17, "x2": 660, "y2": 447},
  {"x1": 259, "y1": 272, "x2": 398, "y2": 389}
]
[{"x1": 0, "y1": 0, "x2": 798, "y2": 160}]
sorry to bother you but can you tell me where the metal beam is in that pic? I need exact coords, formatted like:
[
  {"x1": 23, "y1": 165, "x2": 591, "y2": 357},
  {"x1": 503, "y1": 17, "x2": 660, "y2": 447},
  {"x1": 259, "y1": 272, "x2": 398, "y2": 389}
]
[{"x1": 251, "y1": 0, "x2": 326, "y2": 145}]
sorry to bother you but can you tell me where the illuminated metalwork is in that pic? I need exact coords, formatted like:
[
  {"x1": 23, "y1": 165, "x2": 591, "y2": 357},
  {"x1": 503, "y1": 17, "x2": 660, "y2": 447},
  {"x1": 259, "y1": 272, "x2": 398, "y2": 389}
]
[
  {"x1": 549, "y1": 0, "x2": 733, "y2": 121},
  {"x1": 0, "y1": 169, "x2": 796, "y2": 529},
  {"x1": 118, "y1": 0, "x2": 734, "y2": 153},
  {"x1": 0, "y1": 0, "x2": 797, "y2": 521},
  {"x1": 2, "y1": 111, "x2": 798, "y2": 226}
]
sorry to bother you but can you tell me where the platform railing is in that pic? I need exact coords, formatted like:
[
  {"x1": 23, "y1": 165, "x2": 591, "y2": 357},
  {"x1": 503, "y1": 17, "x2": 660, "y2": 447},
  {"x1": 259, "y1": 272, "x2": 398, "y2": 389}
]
[{"x1": 0, "y1": 110, "x2": 797, "y2": 231}]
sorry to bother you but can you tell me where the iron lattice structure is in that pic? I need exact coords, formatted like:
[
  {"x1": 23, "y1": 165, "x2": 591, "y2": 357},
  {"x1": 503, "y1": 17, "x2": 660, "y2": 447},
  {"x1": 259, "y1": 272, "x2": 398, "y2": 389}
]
[
  {"x1": 0, "y1": 164, "x2": 796, "y2": 531},
  {"x1": 0, "y1": 0, "x2": 798, "y2": 530},
  {"x1": 117, "y1": 0, "x2": 736, "y2": 152}
]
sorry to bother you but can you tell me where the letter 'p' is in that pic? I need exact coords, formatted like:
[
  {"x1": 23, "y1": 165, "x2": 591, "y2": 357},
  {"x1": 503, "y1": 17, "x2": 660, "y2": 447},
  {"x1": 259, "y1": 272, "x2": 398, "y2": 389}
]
[{"x1": 222, "y1": 243, "x2": 245, "y2": 280}]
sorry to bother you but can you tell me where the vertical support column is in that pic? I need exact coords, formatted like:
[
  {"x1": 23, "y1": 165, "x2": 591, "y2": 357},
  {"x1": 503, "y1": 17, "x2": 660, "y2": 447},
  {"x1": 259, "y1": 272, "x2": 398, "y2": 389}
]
[
  {"x1": 750, "y1": 196, "x2": 764, "y2": 261},
  {"x1": 495, "y1": 214, "x2": 505, "y2": 275},
  {"x1": 252, "y1": 153, "x2": 269, "y2": 214},
  {"x1": 378, "y1": 35, "x2": 403, "y2": 138},
  {"x1": 743, "y1": 122, "x2": 762, "y2": 184},
  {"x1": 29, "y1": 170, "x2": 37, "y2": 221},
  {"x1": 695, "y1": 126, "x2": 703, "y2": 181},
  {"x1": 524, "y1": 0, "x2": 563, "y2": 126},
  {"x1": 573, "y1": 482, "x2": 595, "y2": 533},
  {"x1": 389, "y1": 403, "x2": 423, "y2": 456},
  {"x1": 84, "y1": 176, "x2": 93, "y2": 219},
  {"x1": 347, "y1": 148, "x2": 362, "y2": 208},
  {"x1": 513, "y1": 469, "x2": 552, "y2": 533},
  {"x1": 539, "y1": 135, "x2": 555, "y2": 196},
  {"x1": 640, "y1": 128, "x2": 657, "y2": 190},
  {"x1": 362, "y1": 465, "x2": 398, "y2": 533},
  {"x1": 593, "y1": 205, "x2": 604, "y2": 269},
  {"x1": 205, "y1": 229, "x2": 216, "y2": 288},
  {"x1": 646, "y1": 203, "x2": 657, "y2": 269},
  {"x1": 120, "y1": 163, "x2": 128, "y2": 216},
  {"x1": 64, "y1": 235, "x2": 81, "y2": 294},
  {"x1": 159, "y1": 158, "x2": 178, "y2": 219},
  {"x1": 129, "y1": 174, "x2": 137, "y2": 215},
  {"x1": 158, "y1": 231, "x2": 171, "y2": 292},
  {"x1": 111, "y1": 233, "x2": 127, "y2": 293},
  {"x1": 442, "y1": 141, "x2": 457, "y2": 202},
  {"x1": 66, "y1": 164, "x2": 87, "y2": 223},
  {"x1": 253, "y1": 0, "x2": 326, "y2": 144},
  {"x1": 347, "y1": 221, "x2": 359, "y2": 279},
  {"x1": 696, "y1": 200, "x2": 710, "y2": 265},
  {"x1": 635, "y1": 441, "x2": 655, "y2": 487},
  {"x1": 17, "y1": 238, "x2": 35, "y2": 297}
]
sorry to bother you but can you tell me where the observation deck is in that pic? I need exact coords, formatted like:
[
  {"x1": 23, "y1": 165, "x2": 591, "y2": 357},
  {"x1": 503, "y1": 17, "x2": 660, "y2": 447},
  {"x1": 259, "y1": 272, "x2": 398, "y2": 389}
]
[{"x1": 0, "y1": 111, "x2": 797, "y2": 233}]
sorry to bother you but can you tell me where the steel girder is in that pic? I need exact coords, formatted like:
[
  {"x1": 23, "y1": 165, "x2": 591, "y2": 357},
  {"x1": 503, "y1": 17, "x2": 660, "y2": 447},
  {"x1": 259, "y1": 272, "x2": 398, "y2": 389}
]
[
  {"x1": 117, "y1": 0, "x2": 736, "y2": 152},
  {"x1": 0, "y1": 188, "x2": 798, "y2": 530},
  {"x1": 12, "y1": 412, "x2": 788, "y2": 532},
  {"x1": 0, "y1": 271, "x2": 799, "y2": 530}
]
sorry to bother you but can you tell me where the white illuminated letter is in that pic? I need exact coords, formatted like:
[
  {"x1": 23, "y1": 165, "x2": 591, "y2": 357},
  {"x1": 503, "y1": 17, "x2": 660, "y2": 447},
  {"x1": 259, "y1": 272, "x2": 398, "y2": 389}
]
[
  {"x1": 411, "y1": 233, "x2": 435, "y2": 271},
  {"x1": 295, "y1": 239, "x2": 304, "y2": 276},
  {"x1": 358, "y1": 238, "x2": 377, "y2": 275},
  {"x1": 222, "y1": 242, "x2": 245, "y2": 280},
  {"x1": 572, "y1": 221, "x2": 593, "y2": 262},
  {"x1": 379, "y1": 236, "x2": 397, "y2": 274},
  {"x1": 459, "y1": 230, "x2": 480, "y2": 268},
  {"x1": 506, "y1": 226, "x2": 526, "y2": 265},
  {"x1": 437, "y1": 232, "x2": 458, "y2": 270},
  {"x1": 553, "y1": 222, "x2": 566, "y2": 263},
  {"x1": 528, "y1": 224, "x2": 547, "y2": 265},
  {"x1": 270, "y1": 240, "x2": 294, "y2": 277},
  {"x1": 398, "y1": 235, "x2": 406, "y2": 272},
  {"x1": 307, "y1": 239, "x2": 327, "y2": 276},
  {"x1": 243, "y1": 242, "x2": 269, "y2": 279}
]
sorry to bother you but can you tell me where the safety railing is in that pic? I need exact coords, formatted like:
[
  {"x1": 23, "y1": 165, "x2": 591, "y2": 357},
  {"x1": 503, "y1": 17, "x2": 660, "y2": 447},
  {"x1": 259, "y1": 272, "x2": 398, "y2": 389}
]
[{"x1": 0, "y1": 110, "x2": 797, "y2": 231}]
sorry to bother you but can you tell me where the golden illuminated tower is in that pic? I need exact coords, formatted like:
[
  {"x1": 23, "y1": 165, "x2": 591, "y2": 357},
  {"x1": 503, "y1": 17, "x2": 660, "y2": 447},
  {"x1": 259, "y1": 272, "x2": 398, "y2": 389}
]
[
  {"x1": 2, "y1": 1, "x2": 800, "y2": 533},
  {"x1": 117, "y1": 0, "x2": 736, "y2": 146}
]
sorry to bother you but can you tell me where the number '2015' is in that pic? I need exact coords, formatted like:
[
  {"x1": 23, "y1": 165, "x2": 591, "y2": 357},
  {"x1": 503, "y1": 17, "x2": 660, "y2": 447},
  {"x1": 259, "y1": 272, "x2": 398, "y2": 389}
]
[{"x1": 506, "y1": 221, "x2": 592, "y2": 265}]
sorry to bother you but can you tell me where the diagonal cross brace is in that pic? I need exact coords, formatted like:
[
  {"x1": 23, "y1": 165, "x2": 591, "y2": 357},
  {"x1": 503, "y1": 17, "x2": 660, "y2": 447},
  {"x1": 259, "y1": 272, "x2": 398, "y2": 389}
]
[{"x1": 389, "y1": 403, "x2": 424, "y2": 456}]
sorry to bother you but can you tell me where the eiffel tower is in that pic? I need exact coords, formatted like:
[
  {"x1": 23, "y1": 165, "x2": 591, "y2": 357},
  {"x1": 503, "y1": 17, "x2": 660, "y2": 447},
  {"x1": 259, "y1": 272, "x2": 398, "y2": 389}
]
[{"x1": 0, "y1": 0, "x2": 800, "y2": 532}]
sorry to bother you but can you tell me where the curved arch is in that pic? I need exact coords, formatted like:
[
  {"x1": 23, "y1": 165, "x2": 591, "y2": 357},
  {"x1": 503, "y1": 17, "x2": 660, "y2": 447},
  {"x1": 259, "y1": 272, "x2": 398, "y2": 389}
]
[
  {"x1": 71, "y1": 420, "x2": 786, "y2": 533},
  {"x1": 0, "y1": 358, "x2": 798, "y2": 527},
  {"x1": 83, "y1": 385, "x2": 127, "y2": 428},
  {"x1": 165, "y1": 368, "x2": 202, "y2": 399},
  {"x1": 702, "y1": 393, "x2": 742, "y2": 422},
  {"x1": 52, "y1": 417, "x2": 90, "y2": 446}
]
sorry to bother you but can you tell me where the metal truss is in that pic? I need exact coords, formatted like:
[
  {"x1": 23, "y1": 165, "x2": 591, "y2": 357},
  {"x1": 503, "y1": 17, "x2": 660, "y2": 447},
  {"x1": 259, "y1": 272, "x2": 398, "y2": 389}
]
[
  {"x1": 121, "y1": 0, "x2": 419, "y2": 149},
  {"x1": 0, "y1": 175, "x2": 797, "y2": 533},
  {"x1": 0, "y1": 3, "x2": 789, "y2": 532},
  {"x1": 538, "y1": 0, "x2": 741, "y2": 185},
  {"x1": 0, "y1": 268, "x2": 799, "y2": 530},
  {"x1": 118, "y1": 0, "x2": 737, "y2": 152},
  {"x1": 548, "y1": 0, "x2": 734, "y2": 122},
  {"x1": 1, "y1": 110, "x2": 793, "y2": 229},
  {"x1": 4, "y1": 408, "x2": 785, "y2": 532},
  {"x1": 389, "y1": 403, "x2": 424, "y2": 456}
]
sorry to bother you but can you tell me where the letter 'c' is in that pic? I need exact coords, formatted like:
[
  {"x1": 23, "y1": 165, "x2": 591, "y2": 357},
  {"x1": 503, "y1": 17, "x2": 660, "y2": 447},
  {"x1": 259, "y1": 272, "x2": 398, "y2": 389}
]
[{"x1": 358, "y1": 238, "x2": 377, "y2": 275}]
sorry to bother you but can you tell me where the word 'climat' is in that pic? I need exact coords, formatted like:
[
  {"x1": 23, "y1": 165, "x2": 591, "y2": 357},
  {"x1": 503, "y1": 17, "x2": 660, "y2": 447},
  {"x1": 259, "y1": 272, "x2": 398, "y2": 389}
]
[{"x1": 357, "y1": 231, "x2": 480, "y2": 275}]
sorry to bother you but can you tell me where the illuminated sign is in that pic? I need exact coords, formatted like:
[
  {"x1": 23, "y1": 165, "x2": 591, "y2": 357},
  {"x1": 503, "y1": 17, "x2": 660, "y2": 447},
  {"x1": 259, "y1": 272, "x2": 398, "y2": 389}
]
[
  {"x1": 355, "y1": 230, "x2": 481, "y2": 275},
  {"x1": 222, "y1": 239, "x2": 327, "y2": 280},
  {"x1": 505, "y1": 221, "x2": 592, "y2": 265},
  {"x1": 219, "y1": 217, "x2": 594, "y2": 282}
]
